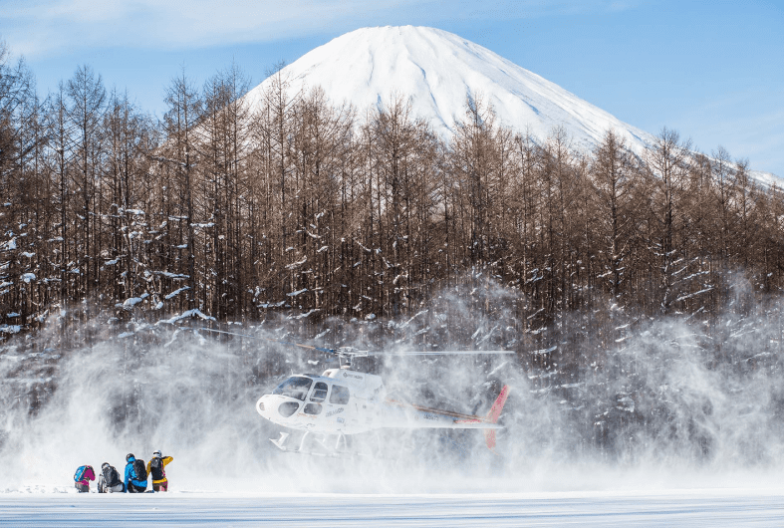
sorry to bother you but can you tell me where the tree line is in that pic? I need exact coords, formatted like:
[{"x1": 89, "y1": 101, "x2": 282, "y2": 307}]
[{"x1": 2, "y1": 42, "x2": 783, "y2": 355}]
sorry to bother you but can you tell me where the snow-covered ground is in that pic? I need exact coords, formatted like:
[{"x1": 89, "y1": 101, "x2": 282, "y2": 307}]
[
  {"x1": 1, "y1": 489, "x2": 782, "y2": 527},
  {"x1": 3, "y1": 324, "x2": 783, "y2": 526}
]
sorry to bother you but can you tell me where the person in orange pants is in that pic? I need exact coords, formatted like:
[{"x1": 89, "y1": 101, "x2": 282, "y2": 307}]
[{"x1": 146, "y1": 450, "x2": 173, "y2": 491}]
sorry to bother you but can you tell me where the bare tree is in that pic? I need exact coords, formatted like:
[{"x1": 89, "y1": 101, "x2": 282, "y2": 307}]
[
  {"x1": 65, "y1": 65, "x2": 106, "y2": 302},
  {"x1": 162, "y1": 70, "x2": 202, "y2": 310},
  {"x1": 591, "y1": 130, "x2": 635, "y2": 300}
]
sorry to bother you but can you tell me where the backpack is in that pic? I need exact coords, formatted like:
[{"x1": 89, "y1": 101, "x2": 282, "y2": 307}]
[
  {"x1": 150, "y1": 457, "x2": 164, "y2": 481},
  {"x1": 133, "y1": 459, "x2": 147, "y2": 481},
  {"x1": 103, "y1": 465, "x2": 121, "y2": 486},
  {"x1": 74, "y1": 465, "x2": 92, "y2": 482}
]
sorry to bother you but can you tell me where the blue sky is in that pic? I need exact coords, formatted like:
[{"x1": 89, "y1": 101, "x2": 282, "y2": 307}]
[{"x1": 1, "y1": 0, "x2": 782, "y2": 175}]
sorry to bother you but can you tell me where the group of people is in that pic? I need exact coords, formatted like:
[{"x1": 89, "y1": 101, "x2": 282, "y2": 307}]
[{"x1": 74, "y1": 450, "x2": 173, "y2": 493}]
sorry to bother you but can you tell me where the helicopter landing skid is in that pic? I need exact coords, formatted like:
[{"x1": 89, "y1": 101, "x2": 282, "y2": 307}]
[
  {"x1": 269, "y1": 431, "x2": 365, "y2": 458},
  {"x1": 269, "y1": 431, "x2": 292, "y2": 451},
  {"x1": 271, "y1": 444, "x2": 348, "y2": 458}
]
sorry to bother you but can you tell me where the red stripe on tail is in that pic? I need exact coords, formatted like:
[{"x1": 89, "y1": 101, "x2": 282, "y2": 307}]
[
  {"x1": 484, "y1": 429, "x2": 497, "y2": 451},
  {"x1": 483, "y1": 385, "x2": 510, "y2": 451}
]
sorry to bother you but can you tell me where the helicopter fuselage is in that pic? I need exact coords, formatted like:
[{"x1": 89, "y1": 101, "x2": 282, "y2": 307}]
[{"x1": 256, "y1": 368, "x2": 506, "y2": 436}]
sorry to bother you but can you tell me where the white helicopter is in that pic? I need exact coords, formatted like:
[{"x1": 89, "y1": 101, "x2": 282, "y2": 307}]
[
  {"x1": 199, "y1": 327, "x2": 513, "y2": 456},
  {"x1": 256, "y1": 364, "x2": 511, "y2": 455}
]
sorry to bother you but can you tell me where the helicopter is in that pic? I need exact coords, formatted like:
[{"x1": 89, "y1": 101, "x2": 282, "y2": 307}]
[{"x1": 199, "y1": 328, "x2": 513, "y2": 456}]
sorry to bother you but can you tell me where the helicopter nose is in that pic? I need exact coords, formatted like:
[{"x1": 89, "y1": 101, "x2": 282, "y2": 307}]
[{"x1": 256, "y1": 395, "x2": 270, "y2": 418}]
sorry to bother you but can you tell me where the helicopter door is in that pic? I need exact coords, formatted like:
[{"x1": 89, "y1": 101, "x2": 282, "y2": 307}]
[
  {"x1": 329, "y1": 385, "x2": 350, "y2": 405},
  {"x1": 304, "y1": 382, "x2": 328, "y2": 415},
  {"x1": 326, "y1": 385, "x2": 355, "y2": 431}
]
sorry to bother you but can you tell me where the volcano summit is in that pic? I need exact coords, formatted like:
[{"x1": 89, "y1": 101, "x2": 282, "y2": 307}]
[{"x1": 245, "y1": 26, "x2": 656, "y2": 155}]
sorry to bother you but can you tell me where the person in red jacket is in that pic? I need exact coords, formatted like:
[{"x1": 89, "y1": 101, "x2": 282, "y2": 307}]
[
  {"x1": 73, "y1": 465, "x2": 95, "y2": 492},
  {"x1": 146, "y1": 450, "x2": 173, "y2": 492}
]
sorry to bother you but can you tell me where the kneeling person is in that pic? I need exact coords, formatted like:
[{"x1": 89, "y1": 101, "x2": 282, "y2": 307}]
[
  {"x1": 73, "y1": 465, "x2": 95, "y2": 492},
  {"x1": 147, "y1": 450, "x2": 173, "y2": 492},
  {"x1": 124, "y1": 453, "x2": 148, "y2": 493},
  {"x1": 97, "y1": 462, "x2": 124, "y2": 493}
]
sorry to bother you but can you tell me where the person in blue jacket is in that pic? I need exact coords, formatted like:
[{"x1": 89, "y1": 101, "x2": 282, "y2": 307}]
[{"x1": 124, "y1": 453, "x2": 148, "y2": 493}]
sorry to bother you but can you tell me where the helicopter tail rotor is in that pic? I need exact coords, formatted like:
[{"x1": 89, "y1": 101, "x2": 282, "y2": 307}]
[{"x1": 483, "y1": 385, "x2": 510, "y2": 451}]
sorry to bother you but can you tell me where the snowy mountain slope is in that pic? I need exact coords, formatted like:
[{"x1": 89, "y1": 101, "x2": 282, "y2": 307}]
[
  {"x1": 244, "y1": 26, "x2": 779, "y2": 184},
  {"x1": 244, "y1": 25, "x2": 656, "y2": 155}
]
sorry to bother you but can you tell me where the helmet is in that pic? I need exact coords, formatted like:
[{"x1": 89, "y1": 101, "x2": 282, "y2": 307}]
[
  {"x1": 153, "y1": 450, "x2": 162, "y2": 458},
  {"x1": 101, "y1": 462, "x2": 109, "y2": 470},
  {"x1": 126, "y1": 453, "x2": 134, "y2": 462}
]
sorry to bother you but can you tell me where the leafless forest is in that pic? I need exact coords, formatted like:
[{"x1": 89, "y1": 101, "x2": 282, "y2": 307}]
[
  {"x1": 2, "y1": 44, "x2": 784, "y2": 360},
  {"x1": 4, "y1": 41, "x2": 784, "y2": 463}
]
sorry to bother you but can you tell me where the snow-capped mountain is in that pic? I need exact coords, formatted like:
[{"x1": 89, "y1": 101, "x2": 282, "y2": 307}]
[
  {"x1": 245, "y1": 25, "x2": 656, "y2": 155},
  {"x1": 244, "y1": 26, "x2": 779, "y2": 184}
]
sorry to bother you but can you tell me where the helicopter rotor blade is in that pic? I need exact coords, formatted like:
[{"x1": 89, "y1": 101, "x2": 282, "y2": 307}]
[
  {"x1": 191, "y1": 328, "x2": 515, "y2": 359},
  {"x1": 366, "y1": 350, "x2": 516, "y2": 356},
  {"x1": 191, "y1": 327, "x2": 338, "y2": 355}
]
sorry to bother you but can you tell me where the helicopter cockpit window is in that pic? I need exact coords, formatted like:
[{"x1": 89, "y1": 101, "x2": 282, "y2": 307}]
[
  {"x1": 310, "y1": 382, "x2": 328, "y2": 403},
  {"x1": 303, "y1": 403, "x2": 322, "y2": 415},
  {"x1": 272, "y1": 376, "x2": 313, "y2": 402},
  {"x1": 330, "y1": 385, "x2": 350, "y2": 405}
]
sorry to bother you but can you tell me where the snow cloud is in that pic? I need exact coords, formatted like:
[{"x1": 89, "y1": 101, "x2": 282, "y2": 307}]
[
  {"x1": 2, "y1": 280, "x2": 784, "y2": 492},
  {"x1": 1, "y1": 0, "x2": 644, "y2": 58}
]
